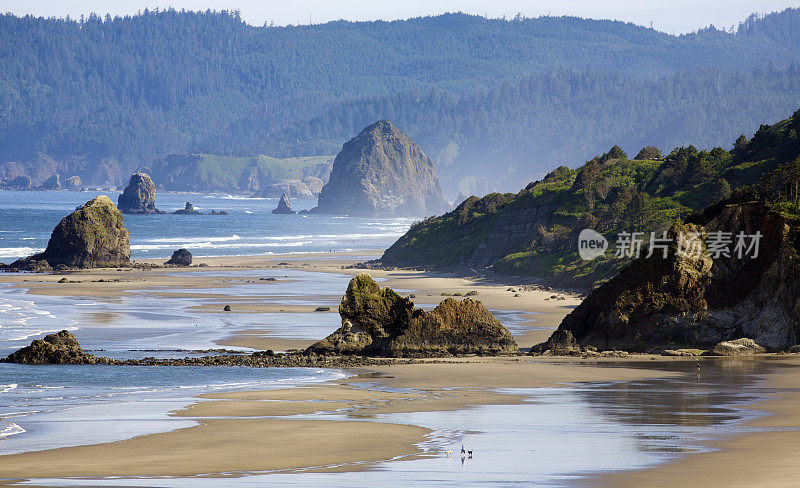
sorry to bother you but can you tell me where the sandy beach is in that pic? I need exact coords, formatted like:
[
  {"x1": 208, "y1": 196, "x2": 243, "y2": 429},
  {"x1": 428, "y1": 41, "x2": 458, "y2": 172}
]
[{"x1": 1, "y1": 253, "x2": 800, "y2": 486}]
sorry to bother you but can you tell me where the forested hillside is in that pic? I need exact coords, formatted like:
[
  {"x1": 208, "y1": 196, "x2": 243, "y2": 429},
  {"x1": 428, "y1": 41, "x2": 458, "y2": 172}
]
[
  {"x1": 379, "y1": 109, "x2": 800, "y2": 289},
  {"x1": 1, "y1": 9, "x2": 800, "y2": 191}
]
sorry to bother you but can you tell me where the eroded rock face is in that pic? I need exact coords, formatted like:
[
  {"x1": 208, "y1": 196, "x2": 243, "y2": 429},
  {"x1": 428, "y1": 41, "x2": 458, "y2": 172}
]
[
  {"x1": 549, "y1": 202, "x2": 800, "y2": 352},
  {"x1": 3, "y1": 331, "x2": 103, "y2": 364},
  {"x1": 165, "y1": 248, "x2": 192, "y2": 266},
  {"x1": 66, "y1": 176, "x2": 83, "y2": 191},
  {"x1": 313, "y1": 120, "x2": 449, "y2": 218},
  {"x1": 271, "y1": 194, "x2": 296, "y2": 214},
  {"x1": 40, "y1": 173, "x2": 61, "y2": 190},
  {"x1": 118, "y1": 173, "x2": 162, "y2": 214},
  {"x1": 308, "y1": 274, "x2": 518, "y2": 357},
  {"x1": 30, "y1": 195, "x2": 131, "y2": 268}
]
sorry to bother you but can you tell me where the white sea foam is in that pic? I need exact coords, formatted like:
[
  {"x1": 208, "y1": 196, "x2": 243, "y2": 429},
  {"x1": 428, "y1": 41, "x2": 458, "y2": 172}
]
[
  {"x1": 0, "y1": 423, "x2": 25, "y2": 439},
  {"x1": 0, "y1": 383, "x2": 18, "y2": 394},
  {"x1": 0, "y1": 247, "x2": 44, "y2": 258}
]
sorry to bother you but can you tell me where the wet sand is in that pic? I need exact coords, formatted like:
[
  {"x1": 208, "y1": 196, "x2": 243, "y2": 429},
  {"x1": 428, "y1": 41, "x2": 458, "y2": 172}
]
[{"x1": 2, "y1": 253, "x2": 800, "y2": 485}]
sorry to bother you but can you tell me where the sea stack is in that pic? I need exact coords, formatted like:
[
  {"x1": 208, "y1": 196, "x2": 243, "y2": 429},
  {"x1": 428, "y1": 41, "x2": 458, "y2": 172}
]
[
  {"x1": 66, "y1": 176, "x2": 83, "y2": 191},
  {"x1": 545, "y1": 202, "x2": 800, "y2": 352},
  {"x1": 308, "y1": 274, "x2": 518, "y2": 357},
  {"x1": 40, "y1": 174, "x2": 61, "y2": 190},
  {"x1": 312, "y1": 120, "x2": 449, "y2": 217},
  {"x1": 271, "y1": 194, "x2": 296, "y2": 214},
  {"x1": 173, "y1": 202, "x2": 201, "y2": 215},
  {"x1": 118, "y1": 173, "x2": 162, "y2": 214},
  {"x1": 27, "y1": 195, "x2": 131, "y2": 269}
]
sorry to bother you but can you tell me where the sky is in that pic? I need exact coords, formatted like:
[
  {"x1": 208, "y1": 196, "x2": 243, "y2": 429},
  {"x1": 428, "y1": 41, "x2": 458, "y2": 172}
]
[{"x1": 2, "y1": 0, "x2": 799, "y2": 33}]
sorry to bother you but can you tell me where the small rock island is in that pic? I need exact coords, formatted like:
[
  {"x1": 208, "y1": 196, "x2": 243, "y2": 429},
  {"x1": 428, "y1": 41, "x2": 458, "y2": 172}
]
[
  {"x1": 271, "y1": 194, "x2": 296, "y2": 214},
  {"x1": 118, "y1": 173, "x2": 163, "y2": 214}
]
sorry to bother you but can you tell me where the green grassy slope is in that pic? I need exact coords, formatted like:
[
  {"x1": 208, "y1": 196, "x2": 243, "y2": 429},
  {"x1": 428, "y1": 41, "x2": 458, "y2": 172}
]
[{"x1": 381, "y1": 110, "x2": 800, "y2": 289}]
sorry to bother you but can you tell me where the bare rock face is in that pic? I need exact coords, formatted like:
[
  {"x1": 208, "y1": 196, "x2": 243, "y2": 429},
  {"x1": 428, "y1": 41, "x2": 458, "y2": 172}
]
[
  {"x1": 308, "y1": 274, "x2": 518, "y2": 357},
  {"x1": 312, "y1": 120, "x2": 449, "y2": 217},
  {"x1": 118, "y1": 173, "x2": 162, "y2": 214},
  {"x1": 3, "y1": 331, "x2": 102, "y2": 364},
  {"x1": 66, "y1": 175, "x2": 83, "y2": 191},
  {"x1": 29, "y1": 195, "x2": 131, "y2": 269},
  {"x1": 165, "y1": 248, "x2": 192, "y2": 266},
  {"x1": 548, "y1": 202, "x2": 800, "y2": 352},
  {"x1": 271, "y1": 194, "x2": 296, "y2": 214},
  {"x1": 258, "y1": 180, "x2": 313, "y2": 199},
  {"x1": 40, "y1": 173, "x2": 61, "y2": 190}
]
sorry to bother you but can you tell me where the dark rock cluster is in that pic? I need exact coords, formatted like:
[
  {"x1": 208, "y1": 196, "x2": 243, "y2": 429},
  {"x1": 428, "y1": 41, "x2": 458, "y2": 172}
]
[
  {"x1": 118, "y1": 173, "x2": 163, "y2": 214},
  {"x1": 308, "y1": 273, "x2": 518, "y2": 357}
]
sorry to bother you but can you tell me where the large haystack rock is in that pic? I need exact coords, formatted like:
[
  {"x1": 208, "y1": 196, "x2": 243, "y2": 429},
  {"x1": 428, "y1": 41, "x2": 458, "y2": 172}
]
[
  {"x1": 312, "y1": 120, "x2": 448, "y2": 217},
  {"x1": 308, "y1": 274, "x2": 518, "y2": 357},
  {"x1": 118, "y1": 173, "x2": 162, "y2": 214}
]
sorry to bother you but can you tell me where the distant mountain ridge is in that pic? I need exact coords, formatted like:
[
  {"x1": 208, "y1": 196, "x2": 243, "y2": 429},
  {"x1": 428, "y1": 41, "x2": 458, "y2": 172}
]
[{"x1": 1, "y1": 9, "x2": 800, "y2": 191}]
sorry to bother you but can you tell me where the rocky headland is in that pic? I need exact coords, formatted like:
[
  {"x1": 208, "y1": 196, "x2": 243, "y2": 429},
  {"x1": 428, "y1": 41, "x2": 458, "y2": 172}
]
[
  {"x1": 117, "y1": 173, "x2": 163, "y2": 214},
  {"x1": 542, "y1": 201, "x2": 800, "y2": 353},
  {"x1": 2, "y1": 195, "x2": 131, "y2": 270},
  {"x1": 312, "y1": 120, "x2": 449, "y2": 218}
]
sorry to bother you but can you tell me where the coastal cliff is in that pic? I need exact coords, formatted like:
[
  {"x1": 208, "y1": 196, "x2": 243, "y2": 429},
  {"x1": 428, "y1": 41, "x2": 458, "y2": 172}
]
[
  {"x1": 549, "y1": 202, "x2": 800, "y2": 351},
  {"x1": 313, "y1": 120, "x2": 449, "y2": 218}
]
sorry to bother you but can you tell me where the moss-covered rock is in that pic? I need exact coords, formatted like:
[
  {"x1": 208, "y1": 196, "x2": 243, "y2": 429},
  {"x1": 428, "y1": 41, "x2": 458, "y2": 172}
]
[
  {"x1": 31, "y1": 195, "x2": 131, "y2": 268},
  {"x1": 308, "y1": 273, "x2": 518, "y2": 357}
]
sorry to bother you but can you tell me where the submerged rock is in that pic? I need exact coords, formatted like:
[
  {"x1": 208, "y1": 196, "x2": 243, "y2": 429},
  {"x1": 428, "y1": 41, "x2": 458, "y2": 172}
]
[
  {"x1": 547, "y1": 202, "x2": 800, "y2": 352},
  {"x1": 118, "y1": 173, "x2": 163, "y2": 214},
  {"x1": 173, "y1": 202, "x2": 201, "y2": 215},
  {"x1": 312, "y1": 120, "x2": 449, "y2": 217},
  {"x1": 4, "y1": 196, "x2": 131, "y2": 270},
  {"x1": 308, "y1": 274, "x2": 518, "y2": 357},
  {"x1": 272, "y1": 194, "x2": 296, "y2": 214},
  {"x1": 210, "y1": 210, "x2": 228, "y2": 215},
  {"x1": 3, "y1": 331, "x2": 107, "y2": 365},
  {"x1": 165, "y1": 248, "x2": 192, "y2": 266}
]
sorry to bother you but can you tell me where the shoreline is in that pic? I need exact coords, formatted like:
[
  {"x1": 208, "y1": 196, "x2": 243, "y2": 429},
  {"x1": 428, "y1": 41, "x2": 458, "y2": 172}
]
[{"x1": 1, "y1": 252, "x2": 799, "y2": 486}]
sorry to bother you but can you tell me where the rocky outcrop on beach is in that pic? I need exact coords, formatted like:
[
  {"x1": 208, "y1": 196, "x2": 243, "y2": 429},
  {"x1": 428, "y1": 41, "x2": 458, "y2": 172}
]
[
  {"x1": 39, "y1": 173, "x2": 61, "y2": 190},
  {"x1": 3, "y1": 331, "x2": 110, "y2": 365},
  {"x1": 545, "y1": 202, "x2": 800, "y2": 352},
  {"x1": 2, "y1": 331, "x2": 396, "y2": 368},
  {"x1": 165, "y1": 248, "x2": 192, "y2": 266},
  {"x1": 271, "y1": 194, "x2": 296, "y2": 214},
  {"x1": 308, "y1": 274, "x2": 518, "y2": 357},
  {"x1": 4, "y1": 195, "x2": 131, "y2": 270},
  {"x1": 173, "y1": 202, "x2": 201, "y2": 214},
  {"x1": 312, "y1": 120, "x2": 449, "y2": 218},
  {"x1": 117, "y1": 173, "x2": 162, "y2": 214}
]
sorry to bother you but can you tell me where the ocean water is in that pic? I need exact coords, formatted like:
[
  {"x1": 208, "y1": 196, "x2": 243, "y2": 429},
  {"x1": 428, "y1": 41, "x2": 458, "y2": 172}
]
[
  {"x1": 0, "y1": 190, "x2": 414, "y2": 261},
  {"x1": 0, "y1": 364, "x2": 347, "y2": 455}
]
